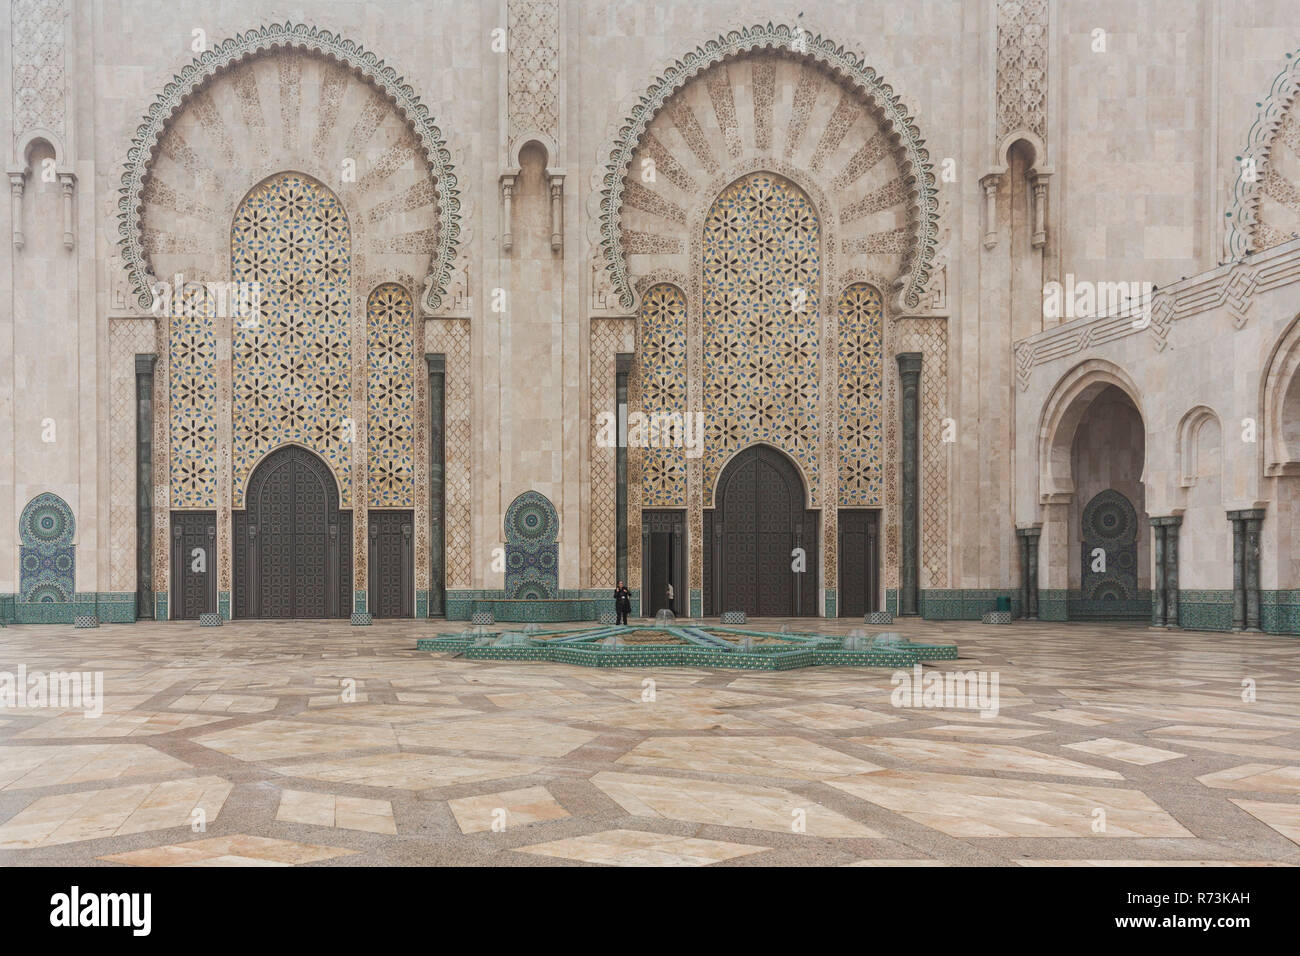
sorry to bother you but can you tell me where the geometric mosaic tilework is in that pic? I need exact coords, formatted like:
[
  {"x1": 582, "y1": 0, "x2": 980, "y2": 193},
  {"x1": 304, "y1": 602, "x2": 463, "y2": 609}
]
[
  {"x1": 836, "y1": 284, "x2": 884, "y2": 506},
  {"x1": 425, "y1": 318, "x2": 471, "y2": 589},
  {"x1": 702, "y1": 173, "x2": 820, "y2": 505},
  {"x1": 366, "y1": 284, "x2": 414, "y2": 508},
  {"x1": 231, "y1": 173, "x2": 352, "y2": 507},
  {"x1": 590, "y1": 318, "x2": 635, "y2": 584},
  {"x1": 638, "y1": 284, "x2": 688, "y2": 507},
  {"x1": 899, "y1": 318, "x2": 950, "y2": 589},
  {"x1": 1081, "y1": 489, "x2": 1139, "y2": 602},
  {"x1": 504, "y1": 491, "x2": 559, "y2": 600},
  {"x1": 18, "y1": 493, "x2": 75, "y2": 603},
  {"x1": 168, "y1": 285, "x2": 218, "y2": 507}
]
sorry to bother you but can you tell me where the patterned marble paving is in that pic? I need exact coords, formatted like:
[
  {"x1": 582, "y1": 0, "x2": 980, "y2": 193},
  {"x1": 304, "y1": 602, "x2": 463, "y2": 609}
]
[{"x1": 1, "y1": 619, "x2": 1299, "y2": 866}]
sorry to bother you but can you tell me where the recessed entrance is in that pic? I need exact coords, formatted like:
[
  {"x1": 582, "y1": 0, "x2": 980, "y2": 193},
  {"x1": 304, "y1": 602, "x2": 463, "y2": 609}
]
[
  {"x1": 233, "y1": 445, "x2": 351, "y2": 619},
  {"x1": 705, "y1": 444, "x2": 819, "y2": 617},
  {"x1": 369, "y1": 510, "x2": 413, "y2": 618},
  {"x1": 641, "y1": 509, "x2": 684, "y2": 617},
  {"x1": 838, "y1": 509, "x2": 880, "y2": 616}
]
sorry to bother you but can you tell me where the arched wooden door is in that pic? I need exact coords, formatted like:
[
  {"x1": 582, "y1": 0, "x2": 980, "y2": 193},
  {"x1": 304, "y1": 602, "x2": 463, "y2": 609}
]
[
  {"x1": 706, "y1": 445, "x2": 818, "y2": 617},
  {"x1": 234, "y1": 445, "x2": 351, "y2": 619}
]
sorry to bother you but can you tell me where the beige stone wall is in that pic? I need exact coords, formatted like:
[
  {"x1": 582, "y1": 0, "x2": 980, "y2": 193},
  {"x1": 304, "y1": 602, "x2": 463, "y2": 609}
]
[{"x1": 4, "y1": 0, "x2": 1300, "y2": 616}]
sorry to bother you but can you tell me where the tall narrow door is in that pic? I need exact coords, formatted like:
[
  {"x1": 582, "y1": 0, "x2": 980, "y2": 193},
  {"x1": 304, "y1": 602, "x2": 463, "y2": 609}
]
[
  {"x1": 838, "y1": 509, "x2": 880, "y2": 616},
  {"x1": 641, "y1": 509, "x2": 685, "y2": 617},
  {"x1": 369, "y1": 510, "x2": 413, "y2": 618},
  {"x1": 171, "y1": 511, "x2": 216, "y2": 620}
]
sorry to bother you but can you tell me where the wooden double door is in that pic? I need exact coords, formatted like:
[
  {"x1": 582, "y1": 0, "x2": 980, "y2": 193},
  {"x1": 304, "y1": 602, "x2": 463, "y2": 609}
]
[
  {"x1": 234, "y1": 446, "x2": 351, "y2": 619},
  {"x1": 705, "y1": 444, "x2": 819, "y2": 617}
]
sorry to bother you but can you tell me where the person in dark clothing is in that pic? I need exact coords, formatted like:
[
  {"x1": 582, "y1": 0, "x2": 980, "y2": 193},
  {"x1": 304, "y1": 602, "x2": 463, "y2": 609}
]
[{"x1": 614, "y1": 581, "x2": 632, "y2": 625}]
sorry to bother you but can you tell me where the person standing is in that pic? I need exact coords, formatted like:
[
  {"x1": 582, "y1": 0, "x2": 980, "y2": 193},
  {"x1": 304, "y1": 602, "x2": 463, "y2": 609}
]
[
  {"x1": 666, "y1": 581, "x2": 675, "y2": 615},
  {"x1": 614, "y1": 580, "x2": 632, "y2": 625}
]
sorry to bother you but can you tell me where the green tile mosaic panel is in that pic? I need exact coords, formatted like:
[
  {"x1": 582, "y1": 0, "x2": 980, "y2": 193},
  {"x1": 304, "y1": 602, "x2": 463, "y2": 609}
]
[{"x1": 417, "y1": 624, "x2": 956, "y2": 671}]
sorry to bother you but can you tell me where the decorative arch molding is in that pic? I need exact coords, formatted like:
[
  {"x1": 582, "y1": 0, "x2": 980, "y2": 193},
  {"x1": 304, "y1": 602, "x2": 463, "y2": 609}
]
[
  {"x1": 1225, "y1": 48, "x2": 1300, "y2": 260},
  {"x1": 711, "y1": 441, "x2": 814, "y2": 511},
  {"x1": 243, "y1": 440, "x2": 345, "y2": 508},
  {"x1": 1176, "y1": 405, "x2": 1222, "y2": 488},
  {"x1": 997, "y1": 129, "x2": 1048, "y2": 172},
  {"x1": 1263, "y1": 312, "x2": 1300, "y2": 476},
  {"x1": 14, "y1": 128, "x2": 70, "y2": 171},
  {"x1": 118, "y1": 22, "x2": 461, "y2": 313},
  {"x1": 593, "y1": 21, "x2": 938, "y2": 313},
  {"x1": 1038, "y1": 359, "x2": 1146, "y2": 501}
]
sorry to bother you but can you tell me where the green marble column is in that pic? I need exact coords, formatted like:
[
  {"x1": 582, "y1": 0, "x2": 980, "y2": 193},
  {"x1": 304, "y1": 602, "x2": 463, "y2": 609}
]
[
  {"x1": 135, "y1": 354, "x2": 156, "y2": 620},
  {"x1": 897, "y1": 352, "x2": 922, "y2": 616},
  {"x1": 1017, "y1": 526, "x2": 1041, "y2": 620},
  {"x1": 1151, "y1": 521, "x2": 1167, "y2": 627},
  {"x1": 1228, "y1": 509, "x2": 1265, "y2": 631}
]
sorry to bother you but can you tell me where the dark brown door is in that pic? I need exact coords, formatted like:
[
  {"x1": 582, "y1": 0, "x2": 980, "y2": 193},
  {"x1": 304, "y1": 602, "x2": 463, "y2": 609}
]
[
  {"x1": 839, "y1": 509, "x2": 880, "y2": 616},
  {"x1": 234, "y1": 445, "x2": 349, "y2": 619},
  {"x1": 170, "y1": 511, "x2": 216, "y2": 619},
  {"x1": 369, "y1": 510, "x2": 413, "y2": 618},
  {"x1": 640, "y1": 509, "x2": 684, "y2": 617},
  {"x1": 707, "y1": 445, "x2": 818, "y2": 617}
]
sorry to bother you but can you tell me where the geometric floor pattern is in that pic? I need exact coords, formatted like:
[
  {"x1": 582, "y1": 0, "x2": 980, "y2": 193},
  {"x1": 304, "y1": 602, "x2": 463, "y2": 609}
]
[{"x1": 1, "y1": 618, "x2": 1299, "y2": 866}]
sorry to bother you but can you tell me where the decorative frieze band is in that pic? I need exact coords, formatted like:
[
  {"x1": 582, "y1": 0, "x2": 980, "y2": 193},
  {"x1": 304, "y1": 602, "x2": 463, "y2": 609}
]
[{"x1": 1014, "y1": 238, "x2": 1300, "y2": 390}]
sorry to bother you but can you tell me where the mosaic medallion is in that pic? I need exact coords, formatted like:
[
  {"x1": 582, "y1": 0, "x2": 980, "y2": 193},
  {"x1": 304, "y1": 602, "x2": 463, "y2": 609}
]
[
  {"x1": 504, "y1": 491, "x2": 559, "y2": 600},
  {"x1": 18, "y1": 493, "x2": 75, "y2": 603},
  {"x1": 1081, "y1": 489, "x2": 1138, "y2": 601}
]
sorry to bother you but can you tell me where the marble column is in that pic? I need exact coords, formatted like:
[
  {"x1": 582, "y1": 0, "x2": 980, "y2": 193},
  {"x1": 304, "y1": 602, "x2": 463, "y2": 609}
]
[
  {"x1": 898, "y1": 352, "x2": 922, "y2": 616},
  {"x1": 1016, "y1": 526, "x2": 1041, "y2": 620},
  {"x1": 135, "y1": 354, "x2": 157, "y2": 620},
  {"x1": 1164, "y1": 516, "x2": 1181, "y2": 627},
  {"x1": 1245, "y1": 511, "x2": 1263, "y2": 632},
  {"x1": 1151, "y1": 521, "x2": 1167, "y2": 627},
  {"x1": 1229, "y1": 509, "x2": 1265, "y2": 631}
]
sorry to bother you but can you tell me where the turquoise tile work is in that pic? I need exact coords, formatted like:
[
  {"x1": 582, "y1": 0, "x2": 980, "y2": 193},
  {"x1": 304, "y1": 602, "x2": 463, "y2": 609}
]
[
  {"x1": 1067, "y1": 589, "x2": 1152, "y2": 621},
  {"x1": 417, "y1": 623, "x2": 957, "y2": 671},
  {"x1": 1179, "y1": 590, "x2": 1234, "y2": 631},
  {"x1": 445, "y1": 589, "x2": 623, "y2": 622},
  {"x1": 1038, "y1": 589, "x2": 1068, "y2": 621},
  {"x1": 918, "y1": 589, "x2": 1021, "y2": 620},
  {"x1": 1260, "y1": 590, "x2": 1300, "y2": 634}
]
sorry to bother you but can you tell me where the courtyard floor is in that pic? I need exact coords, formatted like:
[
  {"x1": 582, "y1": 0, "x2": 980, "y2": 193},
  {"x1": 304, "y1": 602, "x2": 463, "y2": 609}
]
[{"x1": 1, "y1": 617, "x2": 1298, "y2": 867}]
